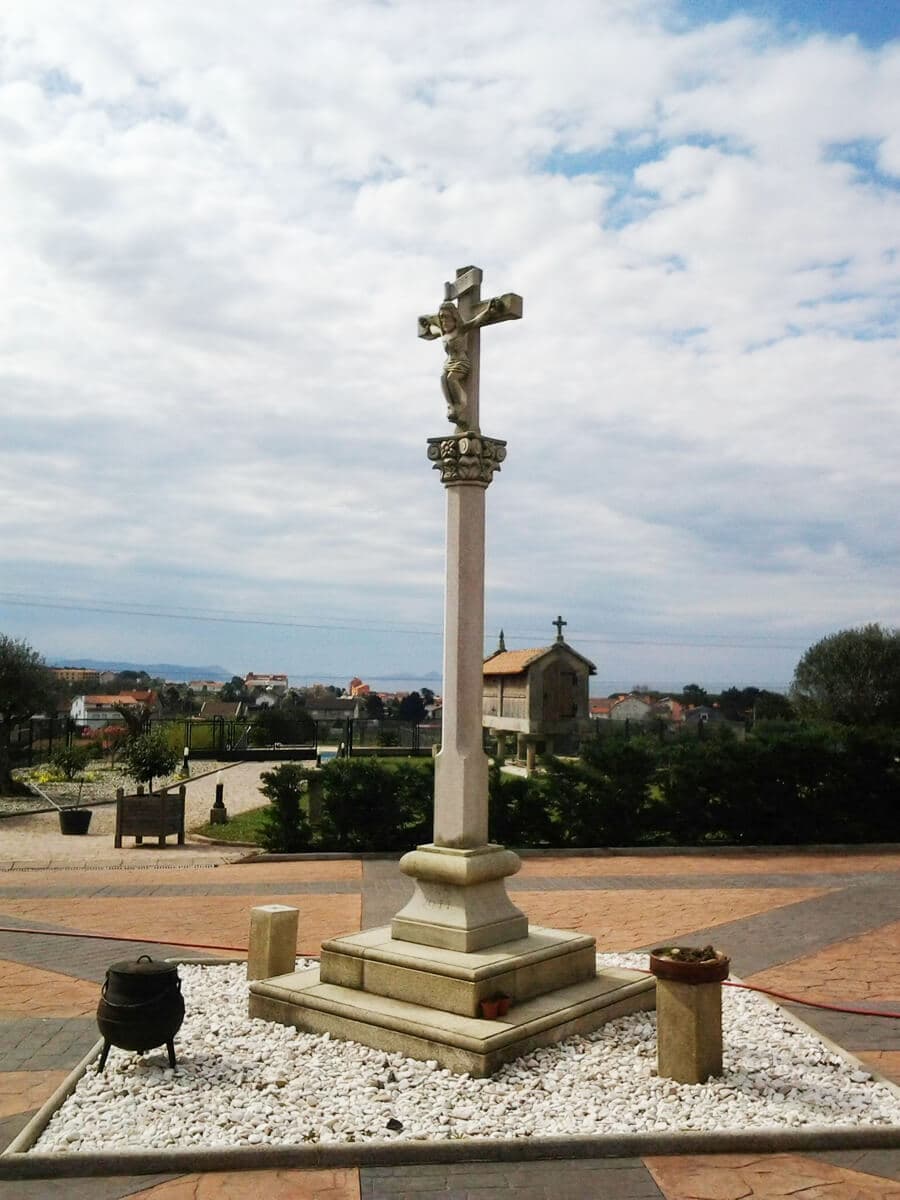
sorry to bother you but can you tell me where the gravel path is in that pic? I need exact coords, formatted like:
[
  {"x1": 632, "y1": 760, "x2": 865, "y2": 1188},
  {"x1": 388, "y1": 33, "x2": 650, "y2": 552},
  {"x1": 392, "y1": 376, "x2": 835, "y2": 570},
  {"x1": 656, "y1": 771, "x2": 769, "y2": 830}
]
[
  {"x1": 0, "y1": 761, "x2": 271, "y2": 866},
  {"x1": 34, "y1": 955, "x2": 900, "y2": 1152}
]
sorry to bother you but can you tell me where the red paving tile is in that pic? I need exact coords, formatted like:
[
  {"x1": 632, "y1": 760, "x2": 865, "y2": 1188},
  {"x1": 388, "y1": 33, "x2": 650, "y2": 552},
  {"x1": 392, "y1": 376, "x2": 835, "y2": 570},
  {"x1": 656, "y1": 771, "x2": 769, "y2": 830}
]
[
  {"x1": 516, "y1": 886, "x2": 832, "y2": 950},
  {"x1": 127, "y1": 1168, "x2": 360, "y2": 1198},
  {"x1": 851, "y1": 1049, "x2": 900, "y2": 1082},
  {"x1": 645, "y1": 1152, "x2": 900, "y2": 1198},
  {"x1": 0, "y1": 1070, "x2": 68, "y2": 1118},
  {"x1": 747, "y1": 921, "x2": 900, "y2": 1004},
  {"x1": 0, "y1": 958, "x2": 99, "y2": 1017},
  {"x1": 518, "y1": 853, "x2": 900, "y2": 878},
  {"x1": 0, "y1": 860, "x2": 362, "y2": 890},
  {"x1": 0, "y1": 893, "x2": 362, "y2": 956}
]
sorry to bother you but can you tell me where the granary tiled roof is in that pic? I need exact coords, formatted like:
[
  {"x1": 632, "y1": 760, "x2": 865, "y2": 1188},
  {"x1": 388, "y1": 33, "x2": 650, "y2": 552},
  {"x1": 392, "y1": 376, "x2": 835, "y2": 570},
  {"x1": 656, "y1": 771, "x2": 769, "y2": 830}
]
[{"x1": 483, "y1": 647, "x2": 553, "y2": 676}]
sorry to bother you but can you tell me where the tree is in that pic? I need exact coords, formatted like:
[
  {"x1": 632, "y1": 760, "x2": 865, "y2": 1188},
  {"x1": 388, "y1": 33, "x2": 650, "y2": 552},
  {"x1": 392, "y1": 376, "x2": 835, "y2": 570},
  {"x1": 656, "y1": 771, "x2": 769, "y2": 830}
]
[
  {"x1": 221, "y1": 675, "x2": 248, "y2": 702},
  {"x1": 681, "y1": 683, "x2": 708, "y2": 706},
  {"x1": 791, "y1": 624, "x2": 900, "y2": 726},
  {"x1": 420, "y1": 687, "x2": 436, "y2": 706},
  {"x1": 119, "y1": 732, "x2": 179, "y2": 793},
  {"x1": 0, "y1": 635, "x2": 56, "y2": 791},
  {"x1": 252, "y1": 695, "x2": 316, "y2": 745},
  {"x1": 398, "y1": 691, "x2": 426, "y2": 723},
  {"x1": 115, "y1": 702, "x2": 152, "y2": 737},
  {"x1": 363, "y1": 692, "x2": 385, "y2": 719}
]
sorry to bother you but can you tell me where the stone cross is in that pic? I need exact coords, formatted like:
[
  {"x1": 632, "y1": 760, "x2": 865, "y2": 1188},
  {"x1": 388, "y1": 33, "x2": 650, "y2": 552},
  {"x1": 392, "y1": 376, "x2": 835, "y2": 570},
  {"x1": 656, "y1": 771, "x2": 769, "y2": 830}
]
[
  {"x1": 418, "y1": 265, "x2": 523, "y2": 433},
  {"x1": 392, "y1": 264, "x2": 529, "y2": 953},
  {"x1": 553, "y1": 615, "x2": 567, "y2": 642}
]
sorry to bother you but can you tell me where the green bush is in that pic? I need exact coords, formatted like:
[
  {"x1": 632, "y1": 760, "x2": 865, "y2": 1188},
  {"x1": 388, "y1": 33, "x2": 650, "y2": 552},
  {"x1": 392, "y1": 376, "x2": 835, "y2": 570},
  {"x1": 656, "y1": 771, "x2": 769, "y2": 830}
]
[
  {"x1": 258, "y1": 763, "x2": 313, "y2": 852},
  {"x1": 317, "y1": 758, "x2": 431, "y2": 851}
]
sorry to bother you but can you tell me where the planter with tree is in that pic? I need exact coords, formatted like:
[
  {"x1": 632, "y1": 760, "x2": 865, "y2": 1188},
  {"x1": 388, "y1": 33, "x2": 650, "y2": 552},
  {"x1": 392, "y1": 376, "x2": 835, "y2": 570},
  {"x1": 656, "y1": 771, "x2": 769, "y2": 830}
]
[{"x1": 114, "y1": 733, "x2": 184, "y2": 848}]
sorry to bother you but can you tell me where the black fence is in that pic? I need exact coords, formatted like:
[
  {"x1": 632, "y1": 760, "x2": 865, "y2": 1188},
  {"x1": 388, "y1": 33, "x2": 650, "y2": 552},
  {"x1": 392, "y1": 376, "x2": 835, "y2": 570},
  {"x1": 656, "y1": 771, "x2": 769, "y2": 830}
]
[
  {"x1": 9, "y1": 715, "x2": 443, "y2": 767},
  {"x1": 7, "y1": 716, "x2": 73, "y2": 768}
]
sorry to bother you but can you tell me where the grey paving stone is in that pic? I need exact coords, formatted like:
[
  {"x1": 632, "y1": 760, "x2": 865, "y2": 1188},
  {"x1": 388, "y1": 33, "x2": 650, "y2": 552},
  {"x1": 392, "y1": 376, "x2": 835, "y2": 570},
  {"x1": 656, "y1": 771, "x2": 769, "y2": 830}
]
[
  {"x1": 634, "y1": 882, "x2": 900, "y2": 976},
  {"x1": 0, "y1": 1109, "x2": 34, "y2": 1153},
  {"x1": 0, "y1": 914, "x2": 208, "y2": 984},
  {"x1": 809, "y1": 1148, "x2": 900, "y2": 1182},
  {"x1": 507, "y1": 872, "x2": 898, "y2": 892},
  {"x1": 362, "y1": 860, "x2": 414, "y2": 928},
  {"x1": 786, "y1": 1002, "x2": 900, "y2": 1051},
  {"x1": 360, "y1": 1159, "x2": 663, "y2": 1198},
  {"x1": 3, "y1": 878, "x2": 360, "y2": 899},
  {"x1": 0, "y1": 1017, "x2": 98, "y2": 1070}
]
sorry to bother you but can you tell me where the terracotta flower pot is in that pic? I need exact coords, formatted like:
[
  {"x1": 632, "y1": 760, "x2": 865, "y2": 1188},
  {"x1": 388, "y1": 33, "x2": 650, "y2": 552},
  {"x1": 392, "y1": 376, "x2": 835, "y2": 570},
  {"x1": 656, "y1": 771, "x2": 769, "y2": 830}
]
[
  {"x1": 479, "y1": 998, "x2": 500, "y2": 1019},
  {"x1": 649, "y1": 947, "x2": 730, "y2": 984}
]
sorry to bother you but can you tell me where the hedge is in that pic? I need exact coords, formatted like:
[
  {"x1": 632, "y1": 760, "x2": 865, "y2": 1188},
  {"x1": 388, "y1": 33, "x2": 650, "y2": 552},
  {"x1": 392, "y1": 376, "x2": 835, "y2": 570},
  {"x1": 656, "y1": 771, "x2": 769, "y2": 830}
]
[{"x1": 256, "y1": 727, "x2": 898, "y2": 853}]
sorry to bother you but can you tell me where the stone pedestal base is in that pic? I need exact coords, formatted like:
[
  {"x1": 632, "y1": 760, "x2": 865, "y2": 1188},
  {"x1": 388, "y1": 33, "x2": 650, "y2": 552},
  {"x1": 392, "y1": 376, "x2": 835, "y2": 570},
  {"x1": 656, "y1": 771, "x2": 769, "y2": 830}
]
[
  {"x1": 656, "y1": 978, "x2": 723, "y2": 1084},
  {"x1": 391, "y1": 843, "x2": 528, "y2": 952},
  {"x1": 249, "y1": 949, "x2": 654, "y2": 1077},
  {"x1": 209, "y1": 807, "x2": 228, "y2": 825}
]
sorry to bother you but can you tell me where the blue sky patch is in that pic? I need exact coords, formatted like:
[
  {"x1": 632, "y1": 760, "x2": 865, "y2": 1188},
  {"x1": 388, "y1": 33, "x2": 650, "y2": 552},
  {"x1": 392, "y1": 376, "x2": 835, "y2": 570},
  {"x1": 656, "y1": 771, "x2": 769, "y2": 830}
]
[{"x1": 673, "y1": 0, "x2": 900, "y2": 48}]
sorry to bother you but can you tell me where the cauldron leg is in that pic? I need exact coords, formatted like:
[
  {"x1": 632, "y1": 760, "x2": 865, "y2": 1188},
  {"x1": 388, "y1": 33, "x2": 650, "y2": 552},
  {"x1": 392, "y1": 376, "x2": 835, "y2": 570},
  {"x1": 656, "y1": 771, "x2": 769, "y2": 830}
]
[
  {"x1": 166, "y1": 1041, "x2": 176, "y2": 1068},
  {"x1": 97, "y1": 1040, "x2": 111, "y2": 1073}
]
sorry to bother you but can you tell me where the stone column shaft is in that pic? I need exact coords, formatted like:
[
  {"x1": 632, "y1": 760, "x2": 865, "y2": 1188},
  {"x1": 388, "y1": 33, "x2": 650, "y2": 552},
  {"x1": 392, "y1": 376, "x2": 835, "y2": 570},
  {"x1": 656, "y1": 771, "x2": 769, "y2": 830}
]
[{"x1": 434, "y1": 483, "x2": 488, "y2": 848}]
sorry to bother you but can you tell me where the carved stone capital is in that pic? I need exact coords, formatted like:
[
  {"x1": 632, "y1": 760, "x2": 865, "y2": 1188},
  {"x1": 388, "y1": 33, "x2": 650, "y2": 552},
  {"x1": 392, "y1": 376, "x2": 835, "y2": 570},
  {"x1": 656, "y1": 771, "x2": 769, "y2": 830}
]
[{"x1": 426, "y1": 432, "x2": 507, "y2": 486}]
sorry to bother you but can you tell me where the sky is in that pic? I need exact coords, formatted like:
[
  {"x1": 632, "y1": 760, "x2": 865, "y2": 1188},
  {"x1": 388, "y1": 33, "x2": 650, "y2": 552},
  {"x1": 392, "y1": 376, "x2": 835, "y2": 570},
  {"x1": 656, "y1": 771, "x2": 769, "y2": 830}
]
[{"x1": 1, "y1": 0, "x2": 898, "y2": 694}]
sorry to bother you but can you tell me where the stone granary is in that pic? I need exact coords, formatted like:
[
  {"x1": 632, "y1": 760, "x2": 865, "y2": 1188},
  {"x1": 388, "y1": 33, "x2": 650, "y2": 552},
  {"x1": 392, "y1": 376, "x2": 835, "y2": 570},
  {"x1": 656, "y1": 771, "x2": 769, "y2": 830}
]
[{"x1": 482, "y1": 618, "x2": 596, "y2": 759}]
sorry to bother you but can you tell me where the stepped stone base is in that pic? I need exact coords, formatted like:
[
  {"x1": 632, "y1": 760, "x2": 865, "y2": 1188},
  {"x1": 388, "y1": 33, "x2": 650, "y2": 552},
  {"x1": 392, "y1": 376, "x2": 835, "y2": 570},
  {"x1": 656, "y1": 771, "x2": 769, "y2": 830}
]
[
  {"x1": 249, "y1": 925, "x2": 656, "y2": 1076},
  {"x1": 319, "y1": 924, "x2": 598, "y2": 1018}
]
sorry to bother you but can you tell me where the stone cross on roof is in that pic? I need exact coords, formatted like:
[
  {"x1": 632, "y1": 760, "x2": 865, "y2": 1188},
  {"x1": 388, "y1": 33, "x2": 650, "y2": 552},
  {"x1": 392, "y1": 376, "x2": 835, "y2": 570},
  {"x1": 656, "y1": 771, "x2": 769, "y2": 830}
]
[{"x1": 553, "y1": 614, "x2": 567, "y2": 642}]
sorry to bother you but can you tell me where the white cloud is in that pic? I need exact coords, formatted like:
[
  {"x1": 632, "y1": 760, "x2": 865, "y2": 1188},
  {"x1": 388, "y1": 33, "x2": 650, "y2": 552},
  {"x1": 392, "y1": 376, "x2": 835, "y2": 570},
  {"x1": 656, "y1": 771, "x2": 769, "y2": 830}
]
[{"x1": 1, "y1": 1, "x2": 898, "y2": 686}]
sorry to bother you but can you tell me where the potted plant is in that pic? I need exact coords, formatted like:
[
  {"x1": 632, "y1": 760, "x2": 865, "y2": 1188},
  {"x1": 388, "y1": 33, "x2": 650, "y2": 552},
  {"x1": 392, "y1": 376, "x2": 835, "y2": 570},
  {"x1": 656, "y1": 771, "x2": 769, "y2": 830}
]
[
  {"x1": 53, "y1": 745, "x2": 94, "y2": 835},
  {"x1": 479, "y1": 991, "x2": 512, "y2": 1019},
  {"x1": 649, "y1": 944, "x2": 730, "y2": 984}
]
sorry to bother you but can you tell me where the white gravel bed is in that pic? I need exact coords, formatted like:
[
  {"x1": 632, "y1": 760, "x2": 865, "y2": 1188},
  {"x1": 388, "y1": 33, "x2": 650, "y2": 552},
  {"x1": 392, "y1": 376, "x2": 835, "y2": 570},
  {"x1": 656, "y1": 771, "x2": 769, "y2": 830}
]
[{"x1": 35, "y1": 955, "x2": 900, "y2": 1152}]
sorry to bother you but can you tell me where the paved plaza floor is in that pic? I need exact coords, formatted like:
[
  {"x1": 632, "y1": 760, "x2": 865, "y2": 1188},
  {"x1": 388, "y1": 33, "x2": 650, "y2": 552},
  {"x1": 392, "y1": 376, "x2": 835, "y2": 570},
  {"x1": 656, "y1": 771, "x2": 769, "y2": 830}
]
[{"x1": 0, "y1": 777, "x2": 897, "y2": 1198}]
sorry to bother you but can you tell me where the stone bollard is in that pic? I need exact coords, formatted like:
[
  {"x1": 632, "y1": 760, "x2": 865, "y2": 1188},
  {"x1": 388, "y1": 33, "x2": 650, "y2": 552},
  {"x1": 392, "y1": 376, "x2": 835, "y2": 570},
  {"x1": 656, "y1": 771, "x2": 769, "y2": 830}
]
[
  {"x1": 247, "y1": 905, "x2": 299, "y2": 981},
  {"x1": 650, "y1": 948, "x2": 729, "y2": 1085},
  {"x1": 209, "y1": 776, "x2": 228, "y2": 825}
]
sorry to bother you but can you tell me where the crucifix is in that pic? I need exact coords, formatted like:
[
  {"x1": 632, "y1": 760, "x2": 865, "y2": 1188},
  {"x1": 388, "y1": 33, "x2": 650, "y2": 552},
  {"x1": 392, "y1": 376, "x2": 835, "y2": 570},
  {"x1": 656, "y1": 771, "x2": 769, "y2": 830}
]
[
  {"x1": 553, "y1": 614, "x2": 567, "y2": 643},
  {"x1": 392, "y1": 264, "x2": 527, "y2": 951},
  {"x1": 418, "y1": 265, "x2": 523, "y2": 433}
]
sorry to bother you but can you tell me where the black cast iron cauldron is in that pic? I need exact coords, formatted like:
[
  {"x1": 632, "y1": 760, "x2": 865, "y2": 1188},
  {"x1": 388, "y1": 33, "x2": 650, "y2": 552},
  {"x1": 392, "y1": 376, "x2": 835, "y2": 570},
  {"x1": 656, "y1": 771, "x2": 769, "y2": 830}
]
[{"x1": 96, "y1": 955, "x2": 185, "y2": 1072}]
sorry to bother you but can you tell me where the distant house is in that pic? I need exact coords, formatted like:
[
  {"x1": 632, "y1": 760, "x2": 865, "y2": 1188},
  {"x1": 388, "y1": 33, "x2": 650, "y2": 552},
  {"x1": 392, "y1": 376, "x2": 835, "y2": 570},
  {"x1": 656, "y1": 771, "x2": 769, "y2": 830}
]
[
  {"x1": 683, "y1": 705, "x2": 726, "y2": 725},
  {"x1": 244, "y1": 673, "x2": 289, "y2": 707},
  {"x1": 649, "y1": 697, "x2": 684, "y2": 723},
  {"x1": 51, "y1": 666, "x2": 100, "y2": 687},
  {"x1": 348, "y1": 677, "x2": 371, "y2": 697},
  {"x1": 590, "y1": 698, "x2": 615, "y2": 720},
  {"x1": 187, "y1": 680, "x2": 226, "y2": 695},
  {"x1": 482, "y1": 624, "x2": 596, "y2": 758},
  {"x1": 304, "y1": 696, "x2": 365, "y2": 723},
  {"x1": 609, "y1": 695, "x2": 652, "y2": 722},
  {"x1": 69, "y1": 691, "x2": 159, "y2": 731}
]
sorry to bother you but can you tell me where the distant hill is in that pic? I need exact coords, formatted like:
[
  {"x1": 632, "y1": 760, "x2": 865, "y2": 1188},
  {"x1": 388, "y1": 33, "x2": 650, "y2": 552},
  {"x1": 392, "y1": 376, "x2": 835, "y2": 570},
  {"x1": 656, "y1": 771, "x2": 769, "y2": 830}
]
[{"x1": 49, "y1": 659, "x2": 233, "y2": 683}]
